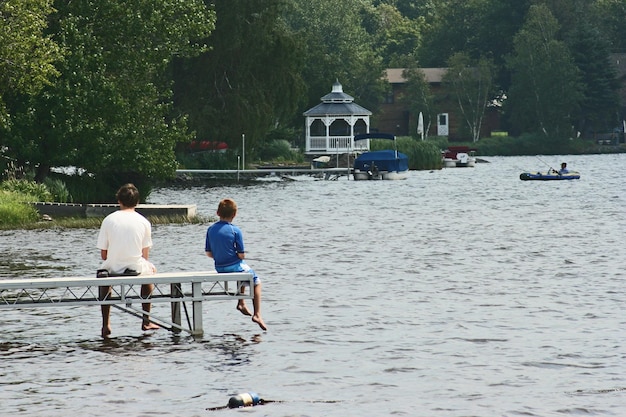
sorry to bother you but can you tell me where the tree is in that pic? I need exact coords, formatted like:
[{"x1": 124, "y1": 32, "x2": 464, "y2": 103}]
[
  {"x1": 566, "y1": 22, "x2": 621, "y2": 135},
  {"x1": 401, "y1": 67, "x2": 436, "y2": 138},
  {"x1": 286, "y1": 0, "x2": 387, "y2": 121},
  {"x1": 505, "y1": 5, "x2": 583, "y2": 138},
  {"x1": 174, "y1": 0, "x2": 306, "y2": 158},
  {"x1": 2, "y1": 0, "x2": 214, "y2": 195},
  {"x1": 363, "y1": 2, "x2": 423, "y2": 67},
  {"x1": 419, "y1": 0, "x2": 531, "y2": 91},
  {"x1": 443, "y1": 52, "x2": 495, "y2": 142},
  {"x1": 592, "y1": 0, "x2": 626, "y2": 52},
  {"x1": 0, "y1": 0, "x2": 61, "y2": 126}
]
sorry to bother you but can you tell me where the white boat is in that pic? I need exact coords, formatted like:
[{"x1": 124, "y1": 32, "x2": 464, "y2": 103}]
[{"x1": 442, "y1": 146, "x2": 477, "y2": 168}]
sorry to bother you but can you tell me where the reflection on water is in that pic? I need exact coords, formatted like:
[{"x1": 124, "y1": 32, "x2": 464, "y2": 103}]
[{"x1": 0, "y1": 154, "x2": 625, "y2": 416}]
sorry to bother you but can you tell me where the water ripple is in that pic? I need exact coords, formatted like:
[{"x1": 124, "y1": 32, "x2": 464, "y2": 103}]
[{"x1": 0, "y1": 154, "x2": 625, "y2": 416}]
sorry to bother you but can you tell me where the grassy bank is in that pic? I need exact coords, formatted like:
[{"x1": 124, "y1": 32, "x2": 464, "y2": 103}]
[
  {"x1": 0, "y1": 190, "x2": 41, "y2": 227},
  {"x1": 0, "y1": 214, "x2": 211, "y2": 231}
]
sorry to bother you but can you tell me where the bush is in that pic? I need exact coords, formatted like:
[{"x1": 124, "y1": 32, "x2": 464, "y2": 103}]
[
  {"x1": 257, "y1": 139, "x2": 303, "y2": 163},
  {"x1": 177, "y1": 149, "x2": 239, "y2": 170},
  {"x1": 475, "y1": 134, "x2": 593, "y2": 156},
  {"x1": 0, "y1": 191, "x2": 40, "y2": 226},
  {"x1": 61, "y1": 173, "x2": 152, "y2": 204},
  {"x1": 370, "y1": 137, "x2": 442, "y2": 170},
  {"x1": 0, "y1": 179, "x2": 54, "y2": 202},
  {"x1": 44, "y1": 177, "x2": 72, "y2": 203}
]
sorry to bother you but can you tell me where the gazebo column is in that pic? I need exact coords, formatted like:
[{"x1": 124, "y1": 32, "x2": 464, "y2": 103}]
[{"x1": 324, "y1": 116, "x2": 332, "y2": 151}]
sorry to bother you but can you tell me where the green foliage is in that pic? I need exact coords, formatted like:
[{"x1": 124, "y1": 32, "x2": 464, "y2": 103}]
[
  {"x1": 0, "y1": 179, "x2": 53, "y2": 202},
  {"x1": 443, "y1": 52, "x2": 496, "y2": 142},
  {"x1": 592, "y1": 0, "x2": 626, "y2": 52},
  {"x1": 44, "y1": 177, "x2": 72, "y2": 203},
  {"x1": 258, "y1": 140, "x2": 299, "y2": 162},
  {"x1": 0, "y1": 191, "x2": 40, "y2": 226},
  {"x1": 363, "y1": 3, "x2": 424, "y2": 66},
  {"x1": 475, "y1": 133, "x2": 590, "y2": 156},
  {"x1": 0, "y1": 0, "x2": 61, "y2": 124},
  {"x1": 369, "y1": 137, "x2": 442, "y2": 170},
  {"x1": 419, "y1": 0, "x2": 531, "y2": 71},
  {"x1": 505, "y1": 5, "x2": 583, "y2": 139},
  {"x1": 176, "y1": 150, "x2": 240, "y2": 171},
  {"x1": 2, "y1": 0, "x2": 624, "y2": 179},
  {"x1": 565, "y1": 22, "x2": 621, "y2": 134},
  {"x1": 401, "y1": 67, "x2": 437, "y2": 139},
  {"x1": 2, "y1": 0, "x2": 215, "y2": 197},
  {"x1": 73, "y1": 174, "x2": 153, "y2": 204},
  {"x1": 287, "y1": 0, "x2": 387, "y2": 117},
  {"x1": 175, "y1": 0, "x2": 306, "y2": 155}
]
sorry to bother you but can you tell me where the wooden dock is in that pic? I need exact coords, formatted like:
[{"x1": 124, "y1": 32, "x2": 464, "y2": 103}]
[{"x1": 0, "y1": 271, "x2": 253, "y2": 336}]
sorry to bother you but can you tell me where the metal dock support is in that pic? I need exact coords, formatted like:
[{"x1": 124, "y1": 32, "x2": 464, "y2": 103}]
[{"x1": 0, "y1": 271, "x2": 253, "y2": 336}]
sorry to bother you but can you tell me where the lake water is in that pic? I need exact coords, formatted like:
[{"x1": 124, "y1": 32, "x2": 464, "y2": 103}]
[{"x1": 0, "y1": 154, "x2": 625, "y2": 417}]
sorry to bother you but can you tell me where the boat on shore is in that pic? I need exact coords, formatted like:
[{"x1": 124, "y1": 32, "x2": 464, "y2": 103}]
[
  {"x1": 519, "y1": 170, "x2": 581, "y2": 181},
  {"x1": 442, "y1": 146, "x2": 477, "y2": 168},
  {"x1": 352, "y1": 133, "x2": 409, "y2": 180}
]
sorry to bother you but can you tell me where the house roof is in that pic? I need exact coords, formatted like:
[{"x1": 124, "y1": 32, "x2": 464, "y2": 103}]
[{"x1": 385, "y1": 68, "x2": 448, "y2": 84}]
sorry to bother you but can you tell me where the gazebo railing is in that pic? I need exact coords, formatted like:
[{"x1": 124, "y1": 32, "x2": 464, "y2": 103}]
[{"x1": 307, "y1": 136, "x2": 370, "y2": 153}]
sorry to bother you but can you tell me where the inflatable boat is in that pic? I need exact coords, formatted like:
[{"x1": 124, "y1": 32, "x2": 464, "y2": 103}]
[{"x1": 519, "y1": 170, "x2": 580, "y2": 181}]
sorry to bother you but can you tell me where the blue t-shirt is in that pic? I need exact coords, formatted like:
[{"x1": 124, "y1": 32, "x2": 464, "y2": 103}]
[{"x1": 205, "y1": 221, "x2": 245, "y2": 270}]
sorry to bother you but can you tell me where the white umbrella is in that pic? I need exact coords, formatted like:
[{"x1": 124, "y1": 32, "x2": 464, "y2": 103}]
[{"x1": 417, "y1": 112, "x2": 424, "y2": 141}]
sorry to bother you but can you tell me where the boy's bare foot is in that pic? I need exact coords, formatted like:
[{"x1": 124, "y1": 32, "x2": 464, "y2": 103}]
[
  {"x1": 237, "y1": 304, "x2": 252, "y2": 316},
  {"x1": 252, "y1": 315, "x2": 267, "y2": 331},
  {"x1": 142, "y1": 322, "x2": 160, "y2": 331},
  {"x1": 101, "y1": 326, "x2": 112, "y2": 338}
]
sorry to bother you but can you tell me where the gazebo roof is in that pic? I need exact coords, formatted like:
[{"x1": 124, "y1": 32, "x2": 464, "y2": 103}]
[
  {"x1": 303, "y1": 81, "x2": 372, "y2": 117},
  {"x1": 303, "y1": 102, "x2": 372, "y2": 117}
]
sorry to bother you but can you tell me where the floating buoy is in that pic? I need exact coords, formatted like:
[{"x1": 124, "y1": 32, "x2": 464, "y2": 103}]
[{"x1": 228, "y1": 392, "x2": 261, "y2": 408}]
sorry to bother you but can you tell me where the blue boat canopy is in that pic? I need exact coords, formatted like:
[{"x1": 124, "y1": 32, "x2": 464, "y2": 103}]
[{"x1": 354, "y1": 150, "x2": 408, "y2": 172}]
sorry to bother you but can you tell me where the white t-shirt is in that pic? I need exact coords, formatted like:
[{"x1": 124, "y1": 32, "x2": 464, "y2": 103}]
[{"x1": 96, "y1": 209, "x2": 153, "y2": 275}]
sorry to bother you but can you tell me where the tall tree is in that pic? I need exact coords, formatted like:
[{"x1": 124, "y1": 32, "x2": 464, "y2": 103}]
[
  {"x1": 0, "y1": 0, "x2": 61, "y2": 126},
  {"x1": 363, "y1": 2, "x2": 423, "y2": 67},
  {"x1": 287, "y1": 0, "x2": 387, "y2": 119},
  {"x1": 419, "y1": 0, "x2": 531, "y2": 91},
  {"x1": 592, "y1": 0, "x2": 626, "y2": 52},
  {"x1": 174, "y1": 0, "x2": 306, "y2": 157},
  {"x1": 505, "y1": 5, "x2": 583, "y2": 138},
  {"x1": 3, "y1": 0, "x2": 214, "y2": 192},
  {"x1": 443, "y1": 52, "x2": 495, "y2": 142},
  {"x1": 566, "y1": 22, "x2": 620, "y2": 135},
  {"x1": 401, "y1": 67, "x2": 437, "y2": 138}
]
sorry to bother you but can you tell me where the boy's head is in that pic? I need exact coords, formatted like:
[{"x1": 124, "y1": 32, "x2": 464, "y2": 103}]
[
  {"x1": 116, "y1": 183, "x2": 140, "y2": 208},
  {"x1": 217, "y1": 198, "x2": 237, "y2": 219}
]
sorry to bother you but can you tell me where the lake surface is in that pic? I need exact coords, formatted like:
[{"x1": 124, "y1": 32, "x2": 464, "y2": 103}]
[{"x1": 0, "y1": 154, "x2": 625, "y2": 417}]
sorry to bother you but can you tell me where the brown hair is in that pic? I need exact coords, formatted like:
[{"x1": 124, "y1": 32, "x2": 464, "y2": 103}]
[
  {"x1": 116, "y1": 183, "x2": 140, "y2": 208},
  {"x1": 217, "y1": 198, "x2": 237, "y2": 218}
]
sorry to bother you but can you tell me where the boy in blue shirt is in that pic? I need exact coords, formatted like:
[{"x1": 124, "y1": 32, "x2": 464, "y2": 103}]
[{"x1": 205, "y1": 198, "x2": 267, "y2": 331}]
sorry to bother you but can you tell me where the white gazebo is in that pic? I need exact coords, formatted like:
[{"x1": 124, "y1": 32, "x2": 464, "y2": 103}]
[{"x1": 303, "y1": 81, "x2": 372, "y2": 155}]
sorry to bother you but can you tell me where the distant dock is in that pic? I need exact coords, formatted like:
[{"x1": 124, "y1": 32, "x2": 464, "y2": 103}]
[
  {"x1": 175, "y1": 167, "x2": 352, "y2": 181},
  {"x1": 33, "y1": 202, "x2": 197, "y2": 219}
]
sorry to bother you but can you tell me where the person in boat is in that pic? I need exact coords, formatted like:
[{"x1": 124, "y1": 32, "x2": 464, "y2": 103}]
[
  {"x1": 558, "y1": 162, "x2": 569, "y2": 175},
  {"x1": 368, "y1": 163, "x2": 379, "y2": 179},
  {"x1": 96, "y1": 183, "x2": 159, "y2": 338},
  {"x1": 205, "y1": 198, "x2": 267, "y2": 331}
]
